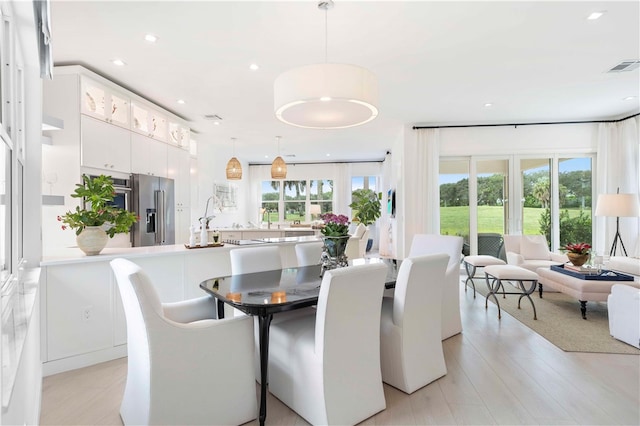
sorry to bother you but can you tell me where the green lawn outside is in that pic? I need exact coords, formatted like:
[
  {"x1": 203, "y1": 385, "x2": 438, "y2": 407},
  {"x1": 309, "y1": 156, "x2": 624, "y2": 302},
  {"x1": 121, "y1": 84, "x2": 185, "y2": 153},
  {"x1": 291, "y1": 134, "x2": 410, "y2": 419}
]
[{"x1": 440, "y1": 206, "x2": 592, "y2": 237}]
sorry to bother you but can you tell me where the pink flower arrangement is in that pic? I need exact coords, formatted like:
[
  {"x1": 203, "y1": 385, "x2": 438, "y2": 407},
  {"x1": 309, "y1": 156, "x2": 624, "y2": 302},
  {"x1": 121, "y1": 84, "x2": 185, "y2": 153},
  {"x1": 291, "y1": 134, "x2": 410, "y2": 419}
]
[{"x1": 320, "y1": 213, "x2": 350, "y2": 237}]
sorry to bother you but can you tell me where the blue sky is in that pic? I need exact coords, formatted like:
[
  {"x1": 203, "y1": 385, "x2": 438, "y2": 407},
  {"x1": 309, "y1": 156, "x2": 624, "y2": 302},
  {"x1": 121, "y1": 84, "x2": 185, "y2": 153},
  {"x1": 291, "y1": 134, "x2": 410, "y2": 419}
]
[{"x1": 439, "y1": 158, "x2": 591, "y2": 185}]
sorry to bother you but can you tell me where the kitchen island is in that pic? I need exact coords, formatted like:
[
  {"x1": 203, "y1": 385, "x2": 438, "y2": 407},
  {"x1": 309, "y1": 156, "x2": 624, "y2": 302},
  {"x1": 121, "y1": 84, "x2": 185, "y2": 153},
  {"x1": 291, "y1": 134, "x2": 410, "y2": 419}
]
[{"x1": 39, "y1": 237, "x2": 322, "y2": 375}]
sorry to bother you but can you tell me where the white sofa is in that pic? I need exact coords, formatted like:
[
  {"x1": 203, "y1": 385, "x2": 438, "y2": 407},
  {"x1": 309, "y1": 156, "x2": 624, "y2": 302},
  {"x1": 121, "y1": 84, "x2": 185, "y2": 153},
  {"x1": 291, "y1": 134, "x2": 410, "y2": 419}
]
[{"x1": 503, "y1": 235, "x2": 568, "y2": 274}]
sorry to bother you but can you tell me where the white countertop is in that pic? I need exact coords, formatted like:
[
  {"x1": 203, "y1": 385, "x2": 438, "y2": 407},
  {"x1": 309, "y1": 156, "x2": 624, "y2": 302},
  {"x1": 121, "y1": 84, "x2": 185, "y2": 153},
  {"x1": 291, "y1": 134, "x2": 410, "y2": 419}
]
[{"x1": 40, "y1": 235, "x2": 322, "y2": 266}]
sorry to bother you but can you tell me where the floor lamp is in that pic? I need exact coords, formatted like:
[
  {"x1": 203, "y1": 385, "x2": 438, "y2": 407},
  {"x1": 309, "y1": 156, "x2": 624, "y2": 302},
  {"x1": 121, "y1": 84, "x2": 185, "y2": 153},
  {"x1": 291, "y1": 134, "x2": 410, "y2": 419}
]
[{"x1": 594, "y1": 191, "x2": 640, "y2": 256}]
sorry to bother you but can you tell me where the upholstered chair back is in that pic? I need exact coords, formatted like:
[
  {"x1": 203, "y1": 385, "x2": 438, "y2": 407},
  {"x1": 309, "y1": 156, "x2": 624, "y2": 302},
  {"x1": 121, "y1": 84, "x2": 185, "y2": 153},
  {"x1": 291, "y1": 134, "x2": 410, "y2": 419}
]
[
  {"x1": 295, "y1": 242, "x2": 324, "y2": 267},
  {"x1": 408, "y1": 234, "x2": 464, "y2": 339},
  {"x1": 230, "y1": 246, "x2": 282, "y2": 274}
]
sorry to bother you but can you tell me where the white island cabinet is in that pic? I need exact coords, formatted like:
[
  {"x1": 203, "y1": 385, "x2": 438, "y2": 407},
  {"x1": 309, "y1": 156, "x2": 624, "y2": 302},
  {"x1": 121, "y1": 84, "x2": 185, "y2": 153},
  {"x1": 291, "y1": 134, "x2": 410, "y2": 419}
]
[{"x1": 40, "y1": 238, "x2": 320, "y2": 376}]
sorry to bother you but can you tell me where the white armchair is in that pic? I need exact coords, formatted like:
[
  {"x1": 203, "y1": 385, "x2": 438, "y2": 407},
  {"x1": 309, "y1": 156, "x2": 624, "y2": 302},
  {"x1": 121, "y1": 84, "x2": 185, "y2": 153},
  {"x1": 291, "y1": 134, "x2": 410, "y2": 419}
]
[
  {"x1": 503, "y1": 235, "x2": 568, "y2": 273},
  {"x1": 345, "y1": 223, "x2": 369, "y2": 259},
  {"x1": 110, "y1": 258, "x2": 257, "y2": 426},
  {"x1": 268, "y1": 263, "x2": 388, "y2": 425},
  {"x1": 380, "y1": 253, "x2": 449, "y2": 394},
  {"x1": 409, "y1": 234, "x2": 464, "y2": 340},
  {"x1": 608, "y1": 284, "x2": 640, "y2": 349}
]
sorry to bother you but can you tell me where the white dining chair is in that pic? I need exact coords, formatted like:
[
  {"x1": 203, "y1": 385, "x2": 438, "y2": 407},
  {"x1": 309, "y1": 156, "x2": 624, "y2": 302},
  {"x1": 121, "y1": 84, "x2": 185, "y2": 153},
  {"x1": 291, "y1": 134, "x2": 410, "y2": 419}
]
[
  {"x1": 110, "y1": 258, "x2": 257, "y2": 426},
  {"x1": 380, "y1": 253, "x2": 449, "y2": 393},
  {"x1": 268, "y1": 262, "x2": 388, "y2": 425},
  {"x1": 295, "y1": 241, "x2": 324, "y2": 266},
  {"x1": 408, "y1": 233, "x2": 464, "y2": 339},
  {"x1": 230, "y1": 245, "x2": 282, "y2": 274}
]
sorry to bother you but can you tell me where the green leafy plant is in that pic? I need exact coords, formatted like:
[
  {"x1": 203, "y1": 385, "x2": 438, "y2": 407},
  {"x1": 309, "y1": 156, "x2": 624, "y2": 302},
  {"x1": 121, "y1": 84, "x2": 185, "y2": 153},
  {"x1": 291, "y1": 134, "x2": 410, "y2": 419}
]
[
  {"x1": 58, "y1": 174, "x2": 138, "y2": 237},
  {"x1": 320, "y1": 213, "x2": 350, "y2": 237},
  {"x1": 349, "y1": 189, "x2": 381, "y2": 226}
]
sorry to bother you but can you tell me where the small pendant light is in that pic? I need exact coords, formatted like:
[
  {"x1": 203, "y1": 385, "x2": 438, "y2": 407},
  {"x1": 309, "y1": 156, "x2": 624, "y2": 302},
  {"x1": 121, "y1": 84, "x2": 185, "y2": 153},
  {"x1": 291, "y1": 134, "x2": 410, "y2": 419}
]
[
  {"x1": 271, "y1": 136, "x2": 287, "y2": 179},
  {"x1": 226, "y1": 137, "x2": 242, "y2": 180}
]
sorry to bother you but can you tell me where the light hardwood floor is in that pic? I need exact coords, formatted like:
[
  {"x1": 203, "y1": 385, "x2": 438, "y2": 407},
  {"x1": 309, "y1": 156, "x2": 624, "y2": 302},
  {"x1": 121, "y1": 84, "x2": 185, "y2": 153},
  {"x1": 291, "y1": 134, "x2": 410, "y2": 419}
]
[{"x1": 40, "y1": 279, "x2": 640, "y2": 425}]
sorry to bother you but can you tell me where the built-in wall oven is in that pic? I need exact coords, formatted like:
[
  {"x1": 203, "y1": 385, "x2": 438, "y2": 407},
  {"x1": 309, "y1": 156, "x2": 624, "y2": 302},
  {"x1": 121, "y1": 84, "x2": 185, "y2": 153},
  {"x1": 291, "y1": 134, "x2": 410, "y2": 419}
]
[{"x1": 86, "y1": 175, "x2": 131, "y2": 212}]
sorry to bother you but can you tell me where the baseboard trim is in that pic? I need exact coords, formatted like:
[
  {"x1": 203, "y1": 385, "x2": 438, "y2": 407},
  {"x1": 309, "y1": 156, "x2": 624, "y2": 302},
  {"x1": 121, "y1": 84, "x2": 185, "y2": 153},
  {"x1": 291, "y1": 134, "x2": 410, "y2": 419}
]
[{"x1": 43, "y1": 345, "x2": 127, "y2": 377}]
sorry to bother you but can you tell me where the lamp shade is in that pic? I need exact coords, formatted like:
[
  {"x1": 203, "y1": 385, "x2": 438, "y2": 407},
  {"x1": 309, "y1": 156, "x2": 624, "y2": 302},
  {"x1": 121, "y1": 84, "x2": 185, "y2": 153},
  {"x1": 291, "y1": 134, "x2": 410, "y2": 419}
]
[
  {"x1": 274, "y1": 63, "x2": 378, "y2": 129},
  {"x1": 594, "y1": 193, "x2": 640, "y2": 217},
  {"x1": 310, "y1": 204, "x2": 322, "y2": 215},
  {"x1": 271, "y1": 156, "x2": 287, "y2": 179},
  {"x1": 226, "y1": 157, "x2": 242, "y2": 180}
]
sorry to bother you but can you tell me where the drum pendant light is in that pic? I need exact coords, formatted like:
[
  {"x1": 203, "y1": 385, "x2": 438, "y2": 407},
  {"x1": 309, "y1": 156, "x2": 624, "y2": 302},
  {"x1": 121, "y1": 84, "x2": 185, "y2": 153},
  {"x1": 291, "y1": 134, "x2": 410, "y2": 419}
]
[
  {"x1": 274, "y1": 0, "x2": 378, "y2": 129},
  {"x1": 271, "y1": 136, "x2": 287, "y2": 179},
  {"x1": 225, "y1": 137, "x2": 242, "y2": 180}
]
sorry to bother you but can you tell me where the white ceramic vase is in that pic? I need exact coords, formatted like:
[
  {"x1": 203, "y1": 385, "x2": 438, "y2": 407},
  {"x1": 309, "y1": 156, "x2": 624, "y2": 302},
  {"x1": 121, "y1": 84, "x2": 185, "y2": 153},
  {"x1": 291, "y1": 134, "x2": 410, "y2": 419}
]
[{"x1": 76, "y1": 226, "x2": 108, "y2": 256}]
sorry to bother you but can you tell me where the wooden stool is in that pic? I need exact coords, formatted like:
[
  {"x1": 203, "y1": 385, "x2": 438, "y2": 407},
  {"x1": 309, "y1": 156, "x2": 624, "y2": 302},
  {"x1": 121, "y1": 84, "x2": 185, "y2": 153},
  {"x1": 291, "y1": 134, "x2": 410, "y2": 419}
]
[
  {"x1": 463, "y1": 255, "x2": 506, "y2": 298},
  {"x1": 484, "y1": 265, "x2": 539, "y2": 320}
]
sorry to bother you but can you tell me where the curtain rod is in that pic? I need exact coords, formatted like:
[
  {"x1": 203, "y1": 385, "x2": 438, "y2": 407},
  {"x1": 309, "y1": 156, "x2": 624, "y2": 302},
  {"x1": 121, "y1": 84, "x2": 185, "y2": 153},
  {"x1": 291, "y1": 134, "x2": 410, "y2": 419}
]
[
  {"x1": 412, "y1": 112, "x2": 640, "y2": 130},
  {"x1": 248, "y1": 159, "x2": 385, "y2": 166}
]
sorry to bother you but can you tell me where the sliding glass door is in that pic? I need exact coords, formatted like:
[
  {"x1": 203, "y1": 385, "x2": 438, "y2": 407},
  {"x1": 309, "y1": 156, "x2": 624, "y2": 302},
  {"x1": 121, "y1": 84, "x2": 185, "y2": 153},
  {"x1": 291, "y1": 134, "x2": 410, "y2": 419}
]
[{"x1": 440, "y1": 155, "x2": 593, "y2": 254}]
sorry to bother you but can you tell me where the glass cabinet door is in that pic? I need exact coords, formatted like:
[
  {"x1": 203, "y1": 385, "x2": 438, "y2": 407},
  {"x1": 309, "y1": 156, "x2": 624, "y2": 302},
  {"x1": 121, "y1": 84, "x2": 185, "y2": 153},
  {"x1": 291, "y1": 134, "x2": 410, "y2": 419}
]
[
  {"x1": 169, "y1": 122, "x2": 190, "y2": 148},
  {"x1": 81, "y1": 77, "x2": 129, "y2": 129}
]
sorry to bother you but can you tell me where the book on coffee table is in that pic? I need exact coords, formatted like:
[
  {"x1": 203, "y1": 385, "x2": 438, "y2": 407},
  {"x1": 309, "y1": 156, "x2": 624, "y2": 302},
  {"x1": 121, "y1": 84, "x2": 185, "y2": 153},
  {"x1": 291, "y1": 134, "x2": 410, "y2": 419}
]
[{"x1": 563, "y1": 263, "x2": 597, "y2": 273}]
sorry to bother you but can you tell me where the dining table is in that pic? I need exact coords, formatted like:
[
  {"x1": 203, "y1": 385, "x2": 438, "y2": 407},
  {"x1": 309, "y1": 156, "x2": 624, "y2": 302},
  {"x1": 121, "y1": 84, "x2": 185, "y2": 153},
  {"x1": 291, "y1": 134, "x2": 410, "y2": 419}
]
[{"x1": 199, "y1": 258, "x2": 399, "y2": 426}]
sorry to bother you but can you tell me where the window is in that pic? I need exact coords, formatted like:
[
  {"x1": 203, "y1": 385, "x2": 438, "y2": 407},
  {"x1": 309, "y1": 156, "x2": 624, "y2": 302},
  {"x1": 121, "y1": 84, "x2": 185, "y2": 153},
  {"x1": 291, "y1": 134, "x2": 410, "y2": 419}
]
[
  {"x1": 284, "y1": 180, "x2": 306, "y2": 221},
  {"x1": 261, "y1": 181, "x2": 279, "y2": 223},
  {"x1": 0, "y1": 134, "x2": 10, "y2": 285},
  {"x1": 261, "y1": 179, "x2": 334, "y2": 223},
  {"x1": 351, "y1": 176, "x2": 377, "y2": 192}
]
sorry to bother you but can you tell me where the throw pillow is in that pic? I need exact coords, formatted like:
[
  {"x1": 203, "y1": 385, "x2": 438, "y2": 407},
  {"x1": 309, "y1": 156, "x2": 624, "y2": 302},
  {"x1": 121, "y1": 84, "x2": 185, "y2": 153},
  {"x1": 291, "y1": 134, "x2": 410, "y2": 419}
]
[{"x1": 520, "y1": 236, "x2": 550, "y2": 260}]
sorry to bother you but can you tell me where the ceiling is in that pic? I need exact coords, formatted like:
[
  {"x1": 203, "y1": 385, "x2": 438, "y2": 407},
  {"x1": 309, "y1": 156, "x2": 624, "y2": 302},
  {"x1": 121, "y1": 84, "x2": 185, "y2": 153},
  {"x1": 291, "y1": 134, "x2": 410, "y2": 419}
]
[{"x1": 49, "y1": 1, "x2": 640, "y2": 164}]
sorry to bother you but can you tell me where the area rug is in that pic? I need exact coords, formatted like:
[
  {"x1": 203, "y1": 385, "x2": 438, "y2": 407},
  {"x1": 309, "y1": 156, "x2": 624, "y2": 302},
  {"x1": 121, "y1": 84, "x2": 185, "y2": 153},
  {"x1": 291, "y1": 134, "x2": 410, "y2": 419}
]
[{"x1": 473, "y1": 279, "x2": 640, "y2": 355}]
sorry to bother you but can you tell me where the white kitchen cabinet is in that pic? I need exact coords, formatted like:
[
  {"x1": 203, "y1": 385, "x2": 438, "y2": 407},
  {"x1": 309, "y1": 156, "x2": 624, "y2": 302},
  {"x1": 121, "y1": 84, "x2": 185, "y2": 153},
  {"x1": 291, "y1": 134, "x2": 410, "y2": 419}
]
[
  {"x1": 168, "y1": 121, "x2": 190, "y2": 149},
  {"x1": 168, "y1": 145, "x2": 192, "y2": 243},
  {"x1": 81, "y1": 115, "x2": 131, "y2": 173},
  {"x1": 131, "y1": 101, "x2": 168, "y2": 142},
  {"x1": 45, "y1": 262, "x2": 114, "y2": 361},
  {"x1": 131, "y1": 133, "x2": 168, "y2": 177},
  {"x1": 81, "y1": 76, "x2": 130, "y2": 129}
]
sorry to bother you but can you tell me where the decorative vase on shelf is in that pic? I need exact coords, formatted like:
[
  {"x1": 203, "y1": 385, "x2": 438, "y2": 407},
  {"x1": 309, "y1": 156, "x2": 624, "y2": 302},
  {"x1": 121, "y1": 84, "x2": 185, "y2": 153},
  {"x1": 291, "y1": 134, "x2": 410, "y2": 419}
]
[
  {"x1": 76, "y1": 226, "x2": 108, "y2": 256},
  {"x1": 567, "y1": 252, "x2": 589, "y2": 267},
  {"x1": 321, "y1": 236, "x2": 350, "y2": 271}
]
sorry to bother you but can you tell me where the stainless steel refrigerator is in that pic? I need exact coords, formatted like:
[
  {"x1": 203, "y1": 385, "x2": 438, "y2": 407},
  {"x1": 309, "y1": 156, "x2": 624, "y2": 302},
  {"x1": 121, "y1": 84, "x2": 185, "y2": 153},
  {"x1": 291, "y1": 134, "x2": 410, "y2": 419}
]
[{"x1": 131, "y1": 174, "x2": 175, "y2": 246}]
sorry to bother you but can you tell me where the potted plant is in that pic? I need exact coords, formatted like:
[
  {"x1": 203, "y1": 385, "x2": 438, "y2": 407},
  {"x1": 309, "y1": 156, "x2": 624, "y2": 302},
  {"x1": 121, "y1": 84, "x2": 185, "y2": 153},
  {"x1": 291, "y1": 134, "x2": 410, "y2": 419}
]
[
  {"x1": 349, "y1": 188, "x2": 381, "y2": 251},
  {"x1": 562, "y1": 242, "x2": 591, "y2": 266},
  {"x1": 319, "y1": 213, "x2": 350, "y2": 269},
  {"x1": 58, "y1": 174, "x2": 138, "y2": 255}
]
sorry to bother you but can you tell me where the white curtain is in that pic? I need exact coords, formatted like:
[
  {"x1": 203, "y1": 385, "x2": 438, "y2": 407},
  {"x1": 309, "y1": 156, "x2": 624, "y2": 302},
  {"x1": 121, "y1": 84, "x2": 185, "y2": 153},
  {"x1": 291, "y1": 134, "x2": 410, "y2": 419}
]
[
  {"x1": 596, "y1": 115, "x2": 640, "y2": 257},
  {"x1": 403, "y1": 129, "x2": 440, "y2": 255}
]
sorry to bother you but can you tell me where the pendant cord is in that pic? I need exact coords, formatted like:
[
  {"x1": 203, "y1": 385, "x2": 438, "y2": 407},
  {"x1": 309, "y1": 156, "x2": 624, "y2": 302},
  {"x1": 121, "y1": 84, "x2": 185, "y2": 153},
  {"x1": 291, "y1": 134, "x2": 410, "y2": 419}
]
[{"x1": 324, "y1": 7, "x2": 328, "y2": 63}]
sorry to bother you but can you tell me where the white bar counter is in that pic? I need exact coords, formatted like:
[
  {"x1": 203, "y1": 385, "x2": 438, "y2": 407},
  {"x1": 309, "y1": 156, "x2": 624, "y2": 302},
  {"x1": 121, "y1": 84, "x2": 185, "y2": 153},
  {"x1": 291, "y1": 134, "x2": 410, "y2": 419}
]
[{"x1": 39, "y1": 237, "x2": 321, "y2": 376}]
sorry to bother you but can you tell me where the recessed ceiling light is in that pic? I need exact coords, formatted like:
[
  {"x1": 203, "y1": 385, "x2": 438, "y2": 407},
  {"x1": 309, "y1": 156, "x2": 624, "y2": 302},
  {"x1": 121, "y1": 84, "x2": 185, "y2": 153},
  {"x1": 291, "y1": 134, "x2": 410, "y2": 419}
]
[
  {"x1": 326, "y1": 153, "x2": 331, "y2": 157},
  {"x1": 320, "y1": 96, "x2": 332, "y2": 102},
  {"x1": 484, "y1": 103, "x2": 493, "y2": 107},
  {"x1": 264, "y1": 155, "x2": 269, "y2": 159},
  {"x1": 587, "y1": 11, "x2": 605, "y2": 20},
  {"x1": 213, "y1": 122, "x2": 220, "y2": 126},
  {"x1": 111, "y1": 59, "x2": 126, "y2": 66},
  {"x1": 623, "y1": 96, "x2": 637, "y2": 101},
  {"x1": 145, "y1": 34, "x2": 158, "y2": 43},
  {"x1": 249, "y1": 63, "x2": 259, "y2": 71},
  {"x1": 177, "y1": 99, "x2": 185, "y2": 104}
]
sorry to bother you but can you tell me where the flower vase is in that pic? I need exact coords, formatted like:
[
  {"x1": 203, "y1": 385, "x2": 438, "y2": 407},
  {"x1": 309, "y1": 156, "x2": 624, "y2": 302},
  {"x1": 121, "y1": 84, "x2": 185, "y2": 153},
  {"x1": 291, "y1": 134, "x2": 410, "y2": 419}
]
[
  {"x1": 76, "y1": 226, "x2": 108, "y2": 256},
  {"x1": 321, "y1": 236, "x2": 350, "y2": 271},
  {"x1": 567, "y1": 252, "x2": 589, "y2": 267}
]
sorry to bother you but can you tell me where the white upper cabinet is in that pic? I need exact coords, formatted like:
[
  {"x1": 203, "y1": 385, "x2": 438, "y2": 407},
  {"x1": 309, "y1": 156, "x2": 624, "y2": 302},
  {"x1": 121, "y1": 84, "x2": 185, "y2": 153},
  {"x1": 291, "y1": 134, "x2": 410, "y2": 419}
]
[
  {"x1": 131, "y1": 102, "x2": 168, "y2": 142},
  {"x1": 168, "y1": 121, "x2": 190, "y2": 149},
  {"x1": 81, "y1": 77, "x2": 130, "y2": 129},
  {"x1": 81, "y1": 115, "x2": 131, "y2": 173},
  {"x1": 131, "y1": 133, "x2": 168, "y2": 177}
]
